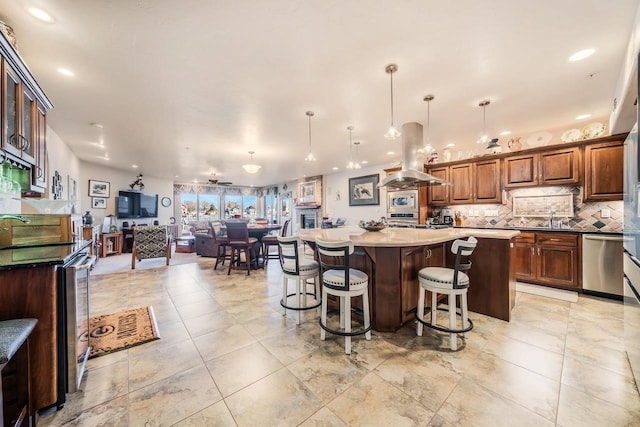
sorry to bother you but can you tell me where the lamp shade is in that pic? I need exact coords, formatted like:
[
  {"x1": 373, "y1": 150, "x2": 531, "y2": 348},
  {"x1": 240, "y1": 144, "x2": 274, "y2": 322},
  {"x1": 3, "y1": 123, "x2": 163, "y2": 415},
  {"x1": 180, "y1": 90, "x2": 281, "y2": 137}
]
[{"x1": 243, "y1": 151, "x2": 261, "y2": 174}]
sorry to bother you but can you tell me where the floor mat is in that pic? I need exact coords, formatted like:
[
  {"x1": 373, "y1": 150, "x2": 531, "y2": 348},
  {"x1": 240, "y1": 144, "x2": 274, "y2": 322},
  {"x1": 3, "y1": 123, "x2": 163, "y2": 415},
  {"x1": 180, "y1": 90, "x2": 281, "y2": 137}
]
[{"x1": 88, "y1": 306, "x2": 160, "y2": 358}]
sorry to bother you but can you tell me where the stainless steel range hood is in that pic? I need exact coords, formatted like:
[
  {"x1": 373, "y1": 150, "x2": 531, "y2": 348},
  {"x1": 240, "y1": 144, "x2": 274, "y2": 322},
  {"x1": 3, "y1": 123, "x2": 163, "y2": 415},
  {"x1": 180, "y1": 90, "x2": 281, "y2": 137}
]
[{"x1": 378, "y1": 122, "x2": 451, "y2": 189}]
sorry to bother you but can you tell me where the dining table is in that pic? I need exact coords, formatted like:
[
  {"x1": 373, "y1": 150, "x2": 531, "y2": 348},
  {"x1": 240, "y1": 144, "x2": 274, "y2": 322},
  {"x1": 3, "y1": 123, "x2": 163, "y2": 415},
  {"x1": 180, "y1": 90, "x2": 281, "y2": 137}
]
[{"x1": 221, "y1": 223, "x2": 282, "y2": 268}]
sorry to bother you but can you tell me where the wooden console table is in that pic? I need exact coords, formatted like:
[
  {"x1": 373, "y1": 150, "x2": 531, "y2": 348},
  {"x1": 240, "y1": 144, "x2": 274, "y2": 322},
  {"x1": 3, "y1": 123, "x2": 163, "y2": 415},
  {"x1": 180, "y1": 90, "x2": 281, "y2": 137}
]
[{"x1": 100, "y1": 233, "x2": 122, "y2": 257}]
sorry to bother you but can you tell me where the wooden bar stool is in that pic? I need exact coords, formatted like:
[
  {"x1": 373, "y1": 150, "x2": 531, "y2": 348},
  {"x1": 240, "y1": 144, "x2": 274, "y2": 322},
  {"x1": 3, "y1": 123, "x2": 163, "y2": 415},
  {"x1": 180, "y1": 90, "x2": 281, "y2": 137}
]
[{"x1": 0, "y1": 318, "x2": 38, "y2": 427}]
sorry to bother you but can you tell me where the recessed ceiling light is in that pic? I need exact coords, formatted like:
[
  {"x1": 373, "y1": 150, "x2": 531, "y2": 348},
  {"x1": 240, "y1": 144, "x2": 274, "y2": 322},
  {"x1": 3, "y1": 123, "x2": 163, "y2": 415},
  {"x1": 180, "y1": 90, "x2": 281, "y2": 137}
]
[
  {"x1": 132, "y1": 164, "x2": 138, "y2": 169},
  {"x1": 193, "y1": 179, "x2": 198, "y2": 183},
  {"x1": 57, "y1": 68, "x2": 74, "y2": 77},
  {"x1": 27, "y1": 7, "x2": 54, "y2": 23},
  {"x1": 446, "y1": 143, "x2": 455, "y2": 148},
  {"x1": 499, "y1": 130, "x2": 511, "y2": 136},
  {"x1": 575, "y1": 113, "x2": 592, "y2": 120},
  {"x1": 332, "y1": 167, "x2": 338, "y2": 170},
  {"x1": 362, "y1": 160, "x2": 368, "y2": 164},
  {"x1": 387, "y1": 151, "x2": 395, "y2": 155},
  {"x1": 569, "y1": 48, "x2": 595, "y2": 62}
]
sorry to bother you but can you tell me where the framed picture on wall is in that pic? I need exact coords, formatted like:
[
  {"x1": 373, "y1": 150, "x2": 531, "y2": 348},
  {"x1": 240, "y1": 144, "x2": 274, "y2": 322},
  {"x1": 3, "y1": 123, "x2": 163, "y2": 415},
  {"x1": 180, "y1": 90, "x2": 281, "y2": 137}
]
[
  {"x1": 88, "y1": 179, "x2": 110, "y2": 197},
  {"x1": 92, "y1": 197, "x2": 107, "y2": 209},
  {"x1": 298, "y1": 181, "x2": 317, "y2": 205},
  {"x1": 349, "y1": 174, "x2": 380, "y2": 206}
]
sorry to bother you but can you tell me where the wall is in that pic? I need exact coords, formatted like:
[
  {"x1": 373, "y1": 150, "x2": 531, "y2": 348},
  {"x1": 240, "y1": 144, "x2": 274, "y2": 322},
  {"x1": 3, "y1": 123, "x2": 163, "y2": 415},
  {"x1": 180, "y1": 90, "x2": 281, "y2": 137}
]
[{"x1": 79, "y1": 161, "x2": 174, "y2": 228}]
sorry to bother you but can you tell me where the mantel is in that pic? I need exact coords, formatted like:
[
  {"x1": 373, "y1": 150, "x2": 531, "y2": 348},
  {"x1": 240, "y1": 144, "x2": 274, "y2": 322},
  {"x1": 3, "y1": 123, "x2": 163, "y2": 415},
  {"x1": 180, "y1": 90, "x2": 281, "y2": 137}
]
[{"x1": 295, "y1": 204, "x2": 321, "y2": 210}]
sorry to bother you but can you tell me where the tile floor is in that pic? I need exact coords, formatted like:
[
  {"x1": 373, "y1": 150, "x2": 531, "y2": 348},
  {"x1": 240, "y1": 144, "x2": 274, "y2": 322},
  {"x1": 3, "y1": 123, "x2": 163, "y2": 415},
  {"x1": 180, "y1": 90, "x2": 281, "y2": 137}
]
[{"x1": 39, "y1": 256, "x2": 640, "y2": 426}]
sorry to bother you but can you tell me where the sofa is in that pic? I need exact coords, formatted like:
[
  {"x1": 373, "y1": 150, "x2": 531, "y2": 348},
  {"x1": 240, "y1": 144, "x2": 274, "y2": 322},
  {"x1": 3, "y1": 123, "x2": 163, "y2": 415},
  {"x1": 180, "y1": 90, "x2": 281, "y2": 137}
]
[{"x1": 194, "y1": 221, "x2": 227, "y2": 257}]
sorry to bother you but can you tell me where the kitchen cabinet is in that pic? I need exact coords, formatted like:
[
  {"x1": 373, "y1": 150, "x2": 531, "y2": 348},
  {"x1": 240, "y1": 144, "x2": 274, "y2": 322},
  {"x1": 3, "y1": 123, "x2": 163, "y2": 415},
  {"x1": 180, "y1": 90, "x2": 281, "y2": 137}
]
[
  {"x1": 504, "y1": 147, "x2": 580, "y2": 188},
  {"x1": 2, "y1": 61, "x2": 36, "y2": 165},
  {"x1": 584, "y1": 141, "x2": 624, "y2": 201},
  {"x1": 30, "y1": 103, "x2": 47, "y2": 191},
  {"x1": 100, "y1": 233, "x2": 122, "y2": 257},
  {"x1": 514, "y1": 231, "x2": 580, "y2": 289},
  {"x1": 426, "y1": 166, "x2": 449, "y2": 206},
  {"x1": 449, "y1": 159, "x2": 501, "y2": 204}
]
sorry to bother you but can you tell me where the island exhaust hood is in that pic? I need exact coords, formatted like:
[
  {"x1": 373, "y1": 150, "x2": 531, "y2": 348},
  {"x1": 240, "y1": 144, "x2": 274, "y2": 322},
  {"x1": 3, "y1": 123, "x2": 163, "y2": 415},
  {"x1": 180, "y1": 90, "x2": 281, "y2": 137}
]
[{"x1": 378, "y1": 122, "x2": 451, "y2": 189}]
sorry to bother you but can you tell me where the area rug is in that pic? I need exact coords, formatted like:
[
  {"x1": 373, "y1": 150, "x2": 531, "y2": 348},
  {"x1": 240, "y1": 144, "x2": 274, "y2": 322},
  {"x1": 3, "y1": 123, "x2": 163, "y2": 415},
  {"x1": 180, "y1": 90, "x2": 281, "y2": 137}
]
[{"x1": 88, "y1": 306, "x2": 160, "y2": 359}]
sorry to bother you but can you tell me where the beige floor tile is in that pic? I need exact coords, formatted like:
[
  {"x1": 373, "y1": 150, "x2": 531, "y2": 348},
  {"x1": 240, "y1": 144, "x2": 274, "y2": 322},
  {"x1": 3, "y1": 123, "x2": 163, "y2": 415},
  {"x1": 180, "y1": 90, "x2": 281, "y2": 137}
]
[
  {"x1": 299, "y1": 407, "x2": 347, "y2": 426},
  {"x1": 172, "y1": 401, "x2": 238, "y2": 426},
  {"x1": 556, "y1": 383, "x2": 640, "y2": 426},
  {"x1": 260, "y1": 327, "x2": 321, "y2": 365},
  {"x1": 464, "y1": 352, "x2": 559, "y2": 421},
  {"x1": 437, "y1": 378, "x2": 553, "y2": 427},
  {"x1": 129, "y1": 364, "x2": 222, "y2": 426},
  {"x1": 327, "y1": 372, "x2": 434, "y2": 426},
  {"x1": 564, "y1": 335, "x2": 632, "y2": 377},
  {"x1": 38, "y1": 395, "x2": 129, "y2": 427},
  {"x1": 492, "y1": 319, "x2": 566, "y2": 354},
  {"x1": 193, "y1": 323, "x2": 257, "y2": 361},
  {"x1": 205, "y1": 342, "x2": 283, "y2": 397},
  {"x1": 85, "y1": 347, "x2": 128, "y2": 371},
  {"x1": 182, "y1": 309, "x2": 238, "y2": 337},
  {"x1": 225, "y1": 368, "x2": 323, "y2": 426},
  {"x1": 175, "y1": 298, "x2": 225, "y2": 320}
]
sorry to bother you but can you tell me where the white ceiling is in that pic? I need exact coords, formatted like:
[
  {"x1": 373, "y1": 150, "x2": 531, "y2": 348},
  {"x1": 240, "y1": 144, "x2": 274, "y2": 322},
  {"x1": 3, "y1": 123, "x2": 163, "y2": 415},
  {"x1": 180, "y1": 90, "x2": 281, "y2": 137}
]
[{"x1": 1, "y1": 0, "x2": 638, "y2": 187}]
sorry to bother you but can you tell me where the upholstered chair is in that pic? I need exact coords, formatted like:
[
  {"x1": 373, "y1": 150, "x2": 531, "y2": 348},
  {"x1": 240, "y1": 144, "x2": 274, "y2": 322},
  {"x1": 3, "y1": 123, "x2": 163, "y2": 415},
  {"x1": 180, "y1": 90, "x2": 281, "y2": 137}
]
[{"x1": 131, "y1": 225, "x2": 171, "y2": 269}]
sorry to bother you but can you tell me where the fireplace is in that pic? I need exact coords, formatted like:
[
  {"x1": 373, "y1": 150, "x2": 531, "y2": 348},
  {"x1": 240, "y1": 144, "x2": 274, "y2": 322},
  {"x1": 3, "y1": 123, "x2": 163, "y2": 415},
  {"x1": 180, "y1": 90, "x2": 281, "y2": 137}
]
[{"x1": 300, "y1": 213, "x2": 317, "y2": 229}]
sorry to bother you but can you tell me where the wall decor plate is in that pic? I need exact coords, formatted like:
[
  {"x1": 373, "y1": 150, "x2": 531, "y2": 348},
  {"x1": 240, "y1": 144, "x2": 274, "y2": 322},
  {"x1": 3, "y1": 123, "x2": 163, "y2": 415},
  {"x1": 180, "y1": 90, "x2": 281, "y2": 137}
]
[
  {"x1": 526, "y1": 131, "x2": 552, "y2": 147},
  {"x1": 561, "y1": 128, "x2": 582, "y2": 143},
  {"x1": 581, "y1": 122, "x2": 606, "y2": 139}
]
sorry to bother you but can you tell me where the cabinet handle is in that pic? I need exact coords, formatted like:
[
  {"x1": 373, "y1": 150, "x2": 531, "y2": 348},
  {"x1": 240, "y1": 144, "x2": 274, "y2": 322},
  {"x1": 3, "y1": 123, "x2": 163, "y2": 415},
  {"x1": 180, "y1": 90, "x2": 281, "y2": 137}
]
[
  {"x1": 20, "y1": 135, "x2": 30, "y2": 152},
  {"x1": 548, "y1": 238, "x2": 560, "y2": 241},
  {"x1": 8, "y1": 134, "x2": 17, "y2": 147},
  {"x1": 36, "y1": 166, "x2": 43, "y2": 178},
  {"x1": 537, "y1": 247, "x2": 540, "y2": 256}
]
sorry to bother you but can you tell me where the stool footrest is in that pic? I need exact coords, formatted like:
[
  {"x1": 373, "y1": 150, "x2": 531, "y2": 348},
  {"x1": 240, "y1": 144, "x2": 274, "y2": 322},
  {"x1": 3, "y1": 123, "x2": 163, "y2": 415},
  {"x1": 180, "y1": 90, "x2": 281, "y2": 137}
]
[
  {"x1": 319, "y1": 311, "x2": 374, "y2": 337},
  {"x1": 280, "y1": 291, "x2": 321, "y2": 311},
  {"x1": 416, "y1": 306, "x2": 474, "y2": 334}
]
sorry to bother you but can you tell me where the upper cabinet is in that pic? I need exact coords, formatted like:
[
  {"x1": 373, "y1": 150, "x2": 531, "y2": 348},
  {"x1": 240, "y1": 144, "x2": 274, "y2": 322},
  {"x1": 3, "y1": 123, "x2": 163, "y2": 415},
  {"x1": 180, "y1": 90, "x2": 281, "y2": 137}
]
[
  {"x1": 426, "y1": 166, "x2": 449, "y2": 206},
  {"x1": 504, "y1": 147, "x2": 580, "y2": 188},
  {"x1": 431, "y1": 158, "x2": 501, "y2": 205},
  {"x1": 584, "y1": 140, "x2": 624, "y2": 201}
]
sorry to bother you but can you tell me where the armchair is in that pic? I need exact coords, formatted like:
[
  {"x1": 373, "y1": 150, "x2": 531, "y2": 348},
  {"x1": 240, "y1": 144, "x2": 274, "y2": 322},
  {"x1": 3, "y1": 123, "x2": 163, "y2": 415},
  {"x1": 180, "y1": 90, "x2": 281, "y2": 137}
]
[{"x1": 131, "y1": 225, "x2": 171, "y2": 269}]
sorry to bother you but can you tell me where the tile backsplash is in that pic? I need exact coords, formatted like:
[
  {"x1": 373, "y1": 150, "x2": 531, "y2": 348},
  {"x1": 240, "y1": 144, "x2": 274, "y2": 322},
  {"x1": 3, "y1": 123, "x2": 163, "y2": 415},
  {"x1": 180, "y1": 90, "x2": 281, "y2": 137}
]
[{"x1": 439, "y1": 186, "x2": 622, "y2": 232}]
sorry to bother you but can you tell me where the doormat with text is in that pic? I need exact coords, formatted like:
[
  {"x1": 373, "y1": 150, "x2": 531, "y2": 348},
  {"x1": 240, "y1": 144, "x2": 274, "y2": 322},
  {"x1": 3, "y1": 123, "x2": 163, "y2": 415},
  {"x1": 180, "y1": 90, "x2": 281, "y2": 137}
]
[{"x1": 88, "y1": 306, "x2": 160, "y2": 359}]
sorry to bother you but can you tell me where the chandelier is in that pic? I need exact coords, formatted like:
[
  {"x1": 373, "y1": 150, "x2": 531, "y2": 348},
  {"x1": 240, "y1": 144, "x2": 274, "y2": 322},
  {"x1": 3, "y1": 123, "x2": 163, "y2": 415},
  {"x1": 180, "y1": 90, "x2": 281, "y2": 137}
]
[
  {"x1": 423, "y1": 94, "x2": 434, "y2": 153},
  {"x1": 384, "y1": 64, "x2": 401, "y2": 140},
  {"x1": 242, "y1": 151, "x2": 261, "y2": 174},
  {"x1": 477, "y1": 100, "x2": 491, "y2": 145},
  {"x1": 304, "y1": 111, "x2": 316, "y2": 162}
]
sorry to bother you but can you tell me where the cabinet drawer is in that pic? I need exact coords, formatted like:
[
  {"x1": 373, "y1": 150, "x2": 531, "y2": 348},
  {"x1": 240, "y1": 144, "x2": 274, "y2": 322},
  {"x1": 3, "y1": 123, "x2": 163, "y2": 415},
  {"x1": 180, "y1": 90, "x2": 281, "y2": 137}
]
[
  {"x1": 537, "y1": 233, "x2": 577, "y2": 247},
  {"x1": 514, "y1": 232, "x2": 535, "y2": 244}
]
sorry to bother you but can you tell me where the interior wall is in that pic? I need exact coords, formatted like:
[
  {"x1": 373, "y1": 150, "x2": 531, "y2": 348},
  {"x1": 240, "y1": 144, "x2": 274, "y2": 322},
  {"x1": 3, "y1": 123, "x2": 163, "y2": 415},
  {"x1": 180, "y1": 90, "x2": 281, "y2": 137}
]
[{"x1": 79, "y1": 161, "x2": 174, "y2": 228}]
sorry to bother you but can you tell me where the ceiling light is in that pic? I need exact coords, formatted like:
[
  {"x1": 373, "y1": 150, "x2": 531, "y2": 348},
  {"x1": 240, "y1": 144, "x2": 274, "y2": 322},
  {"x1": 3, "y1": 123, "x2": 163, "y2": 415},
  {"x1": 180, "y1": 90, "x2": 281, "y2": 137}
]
[
  {"x1": 57, "y1": 68, "x2": 74, "y2": 77},
  {"x1": 387, "y1": 151, "x2": 395, "y2": 155},
  {"x1": 575, "y1": 113, "x2": 592, "y2": 120},
  {"x1": 423, "y1": 94, "x2": 435, "y2": 149},
  {"x1": 476, "y1": 100, "x2": 491, "y2": 144},
  {"x1": 353, "y1": 141, "x2": 362, "y2": 169},
  {"x1": 132, "y1": 164, "x2": 138, "y2": 168},
  {"x1": 499, "y1": 130, "x2": 511, "y2": 136},
  {"x1": 28, "y1": 7, "x2": 54, "y2": 23},
  {"x1": 346, "y1": 125, "x2": 355, "y2": 169},
  {"x1": 242, "y1": 151, "x2": 262, "y2": 174},
  {"x1": 362, "y1": 160, "x2": 368, "y2": 164},
  {"x1": 332, "y1": 167, "x2": 339, "y2": 170},
  {"x1": 384, "y1": 64, "x2": 401, "y2": 140},
  {"x1": 446, "y1": 143, "x2": 455, "y2": 148},
  {"x1": 569, "y1": 48, "x2": 595, "y2": 62},
  {"x1": 304, "y1": 111, "x2": 316, "y2": 162}
]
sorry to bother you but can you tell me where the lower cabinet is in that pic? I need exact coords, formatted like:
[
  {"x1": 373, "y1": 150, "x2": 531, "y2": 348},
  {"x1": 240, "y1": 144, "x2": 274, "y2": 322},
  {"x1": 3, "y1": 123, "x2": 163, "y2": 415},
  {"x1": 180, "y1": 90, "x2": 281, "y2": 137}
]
[{"x1": 514, "y1": 231, "x2": 580, "y2": 289}]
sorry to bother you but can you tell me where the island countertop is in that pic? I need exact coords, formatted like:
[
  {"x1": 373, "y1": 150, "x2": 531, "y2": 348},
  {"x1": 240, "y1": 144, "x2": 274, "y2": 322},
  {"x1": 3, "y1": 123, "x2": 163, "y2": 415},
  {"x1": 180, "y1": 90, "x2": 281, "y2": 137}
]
[{"x1": 298, "y1": 226, "x2": 519, "y2": 247}]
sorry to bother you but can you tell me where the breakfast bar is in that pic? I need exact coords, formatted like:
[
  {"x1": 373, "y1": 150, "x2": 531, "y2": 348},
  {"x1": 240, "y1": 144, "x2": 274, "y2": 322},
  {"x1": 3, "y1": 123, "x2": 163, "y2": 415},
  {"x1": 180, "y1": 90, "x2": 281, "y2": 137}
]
[{"x1": 299, "y1": 226, "x2": 519, "y2": 332}]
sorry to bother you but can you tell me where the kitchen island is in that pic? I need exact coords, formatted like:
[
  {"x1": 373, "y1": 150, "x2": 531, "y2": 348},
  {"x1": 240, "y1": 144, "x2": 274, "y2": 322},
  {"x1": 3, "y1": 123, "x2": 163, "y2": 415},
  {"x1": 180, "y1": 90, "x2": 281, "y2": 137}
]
[{"x1": 299, "y1": 226, "x2": 519, "y2": 332}]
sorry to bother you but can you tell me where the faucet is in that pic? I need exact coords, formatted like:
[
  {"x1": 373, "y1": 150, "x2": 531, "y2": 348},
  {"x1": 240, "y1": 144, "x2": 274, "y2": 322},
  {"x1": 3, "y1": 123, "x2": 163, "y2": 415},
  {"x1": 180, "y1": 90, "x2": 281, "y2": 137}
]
[{"x1": 548, "y1": 210, "x2": 555, "y2": 229}]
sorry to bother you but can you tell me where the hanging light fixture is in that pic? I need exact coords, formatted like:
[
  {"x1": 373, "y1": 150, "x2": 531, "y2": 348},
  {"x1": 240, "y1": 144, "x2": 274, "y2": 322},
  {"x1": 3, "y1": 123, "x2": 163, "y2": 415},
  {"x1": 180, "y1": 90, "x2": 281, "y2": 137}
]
[
  {"x1": 477, "y1": 99, "x2": 491, "y2": 145},
  {"x1": 423, "y1": 94, "x2": 434, "y2": 153},
  {"x1": 346, "y1": 125, "x2": 355, "y2": 169},
  {"x1": 304, "y1": 111, "x2": 316, "y2": 162},
  {"x1": 353, "y1": 141, "x2": 362, "y2": 169},
  {"x1": 384, "y1": 64, "x2": 401, "y2": 140},
  {"x1": 242, "y1": 151, "x2": 261, "y2": 174}
]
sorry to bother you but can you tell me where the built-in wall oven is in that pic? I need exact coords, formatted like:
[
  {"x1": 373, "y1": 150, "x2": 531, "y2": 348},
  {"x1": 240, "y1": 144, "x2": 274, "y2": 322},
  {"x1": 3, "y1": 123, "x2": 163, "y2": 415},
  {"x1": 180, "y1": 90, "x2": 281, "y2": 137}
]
[
  {"x1": 387, "y1": 189, "x2": 419, "y2": 226},
  {"x1": 56, "y1": 248, "x2": 94, "y2": 407}
]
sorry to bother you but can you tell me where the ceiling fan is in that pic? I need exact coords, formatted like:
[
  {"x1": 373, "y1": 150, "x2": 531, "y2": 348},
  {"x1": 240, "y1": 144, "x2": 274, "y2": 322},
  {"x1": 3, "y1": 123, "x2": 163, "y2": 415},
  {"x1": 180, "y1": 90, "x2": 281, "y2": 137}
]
[{"x1": 208, "y1": 174, "x2": 232, "y2": 186}]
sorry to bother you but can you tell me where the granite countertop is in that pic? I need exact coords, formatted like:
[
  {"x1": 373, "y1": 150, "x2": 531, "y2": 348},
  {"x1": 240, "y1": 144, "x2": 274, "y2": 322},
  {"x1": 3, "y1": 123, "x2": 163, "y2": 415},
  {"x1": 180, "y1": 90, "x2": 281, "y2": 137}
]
[
  {"x1": 299, "y1": 226, "x2": 519, "y2": 248},
  {"x1": 0, "y1": 240, "x2": 91, "y2": 270},
  {"x1": 455, "y1": 225, "x2": 622, "y2": 235}
]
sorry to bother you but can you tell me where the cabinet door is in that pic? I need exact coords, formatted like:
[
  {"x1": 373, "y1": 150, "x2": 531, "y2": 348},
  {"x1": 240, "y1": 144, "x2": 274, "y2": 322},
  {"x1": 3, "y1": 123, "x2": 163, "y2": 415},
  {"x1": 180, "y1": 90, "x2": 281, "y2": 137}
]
[
  {"x1": 401, "y1": 246, "x2": 428, "y2": 322},
  {"x1": 514, "y1": 243, "x2": 536, "y2": 281},
  {"x1": 2, "y1": 63, "x2": 21, "y2": 158},
  {"x1": 450, "y1": 163, "x2": 473, "y2": 204},
  {"x1": 504, "y1": 154, "x2": 538, "y2": 188},
  {"x1": 536, "y1": 245, "x2": 578, "y2": 288},
  {"x1": 20, "y1": 85, "x2": 36, "y2": 164},
  {"x1": 426, "y1": 243, "x2": 445, "y2": 267},
  {"x1": 474, "y1": 159, "x2": 501, "y2": 203},
  {"x1": 540, "y1": 147, "x2": 580, "y2": 186},
  {"x1": 31, "y1": 104, "x2": 46, "y2": 190},
  {"x1": 427, "y1": 166, "x2": 449, "y2": 205},
  {"x1": 584, "y1": 142, "x2": 624, "y2": 201}
]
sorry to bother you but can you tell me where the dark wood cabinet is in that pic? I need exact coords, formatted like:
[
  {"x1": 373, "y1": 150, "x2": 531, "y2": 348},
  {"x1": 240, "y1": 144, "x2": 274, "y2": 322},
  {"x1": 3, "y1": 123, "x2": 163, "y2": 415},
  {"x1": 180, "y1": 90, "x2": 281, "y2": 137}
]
[
  {"x1": 1, "y1": 62, "x2": 36, "y2": 165},
  {"x1": 448, "y1": 159, "x2": 501, "y2": 204},
  {"x1": 450, "y1": 163, "x2": 473, "y2": 203},
  {"x1": 584, "y1": 141, "x2": 624, "y2": 201},
  {"x1": 504, "y1": 147, "x2": 580, "y2": 188},
  {"x1": 514, "y1": 231, "x2": 580, "y2": 290},
  {"x1": 426, "y1": 166, "x2": 449, "y2": 206},
  {"x1": 30, "y1": 103, "x2": 47, "y2": 191}
]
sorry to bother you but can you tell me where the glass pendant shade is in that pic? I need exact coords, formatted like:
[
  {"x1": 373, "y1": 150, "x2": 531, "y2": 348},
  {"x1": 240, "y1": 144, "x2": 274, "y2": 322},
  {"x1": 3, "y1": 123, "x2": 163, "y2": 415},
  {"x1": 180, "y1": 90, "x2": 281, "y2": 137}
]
[
  {"x1": 304, "y1": 111, "x2": 316, "y2": 162},
  {"x1": 384, "y1": 64, "x2": 401, "y2": 140},
  {"x1": 477, "y1": 100, "x2": 491, "y2": 144},
  {"x1": 353, "y1": 141, "x2": 362, "y2": 169},
  {"x1": 346, "y1": 126, "x2": 355, "y2": 169},
  {"x1": 242, "y1": 151, "x2": 261, "y2": 174}
]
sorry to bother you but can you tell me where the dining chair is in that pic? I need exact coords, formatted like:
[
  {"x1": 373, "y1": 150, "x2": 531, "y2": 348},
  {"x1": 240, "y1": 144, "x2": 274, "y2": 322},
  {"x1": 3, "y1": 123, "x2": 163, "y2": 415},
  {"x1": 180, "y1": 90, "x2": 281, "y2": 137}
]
[
  {"x1": 261, "y1": 219, "x2": 290, "y2": 265},
  {"x1": 225, "y1": 221, "x2": 259, "y2": 275}
]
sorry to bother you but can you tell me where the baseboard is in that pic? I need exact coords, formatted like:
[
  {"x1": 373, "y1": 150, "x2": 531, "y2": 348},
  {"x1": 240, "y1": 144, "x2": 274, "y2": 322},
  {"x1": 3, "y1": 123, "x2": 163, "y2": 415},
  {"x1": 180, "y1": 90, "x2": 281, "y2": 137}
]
[{"x1": 516, "y1": 282, "x2": 579, "y2": 303}]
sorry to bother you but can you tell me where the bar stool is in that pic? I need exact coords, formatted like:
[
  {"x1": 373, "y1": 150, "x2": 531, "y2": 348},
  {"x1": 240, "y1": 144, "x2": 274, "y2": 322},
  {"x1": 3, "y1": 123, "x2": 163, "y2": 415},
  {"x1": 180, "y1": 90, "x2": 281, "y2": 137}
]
[
  {"x1": 416, "y1": 236, "x2": 477, "y2": 351},
  {"x1": 315, "y1": 238, "x2": 372, "y2": 355},
  {"x1": 277, "y1": 235, "x2": 321, "y2": 324},
  {"x1": 0, "y1": 318, "x2": 38, "y2": 427},
  {"x1": 226, "y1": 221, "x2": 259, "y2": 275},
  {"x1": 262, "y1": 219, "x2": 290, "y2": 265}
]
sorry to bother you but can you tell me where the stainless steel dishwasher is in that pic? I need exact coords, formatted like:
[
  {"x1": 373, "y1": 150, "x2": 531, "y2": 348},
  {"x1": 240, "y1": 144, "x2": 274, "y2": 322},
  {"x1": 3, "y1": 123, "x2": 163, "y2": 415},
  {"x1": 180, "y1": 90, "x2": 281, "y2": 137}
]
[{"x1": 582, "y1": 234, "x2": 624, "y2": 298}]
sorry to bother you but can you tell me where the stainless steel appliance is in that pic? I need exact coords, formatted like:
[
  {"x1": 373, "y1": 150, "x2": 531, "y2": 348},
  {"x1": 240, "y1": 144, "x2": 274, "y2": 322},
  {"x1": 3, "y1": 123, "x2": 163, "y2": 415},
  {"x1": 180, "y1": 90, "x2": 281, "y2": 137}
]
[
  {"x1": 56, "y1": 248, "x2": 94, "y2": 406},
  {"x1": 387, "y1": 212, "x2": 419, "y2": 227},
  {"x1": 440, "y1": 208, "x2": 454, "y2": 226},
  {"x1": 387, "y1": 189, "x2": 419, "y2": 213},
  {"x1": 582, "y1": 234, "x2": 624, "y2": 298}
]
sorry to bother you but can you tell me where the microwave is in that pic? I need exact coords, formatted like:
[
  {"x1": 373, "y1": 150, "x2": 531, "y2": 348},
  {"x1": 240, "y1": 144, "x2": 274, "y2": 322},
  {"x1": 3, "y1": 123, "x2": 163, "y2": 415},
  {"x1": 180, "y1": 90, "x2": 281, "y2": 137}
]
[{"x1": 387, "y1": 190, "x2": 419, "y2": 213}]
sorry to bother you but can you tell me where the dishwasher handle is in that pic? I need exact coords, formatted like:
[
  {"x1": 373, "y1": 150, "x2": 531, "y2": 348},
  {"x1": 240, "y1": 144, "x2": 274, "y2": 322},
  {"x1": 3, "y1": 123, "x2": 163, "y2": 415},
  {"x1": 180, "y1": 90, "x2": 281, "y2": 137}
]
[{"x1": 583, "y1": 235, "x2": 624, "y2": 242}]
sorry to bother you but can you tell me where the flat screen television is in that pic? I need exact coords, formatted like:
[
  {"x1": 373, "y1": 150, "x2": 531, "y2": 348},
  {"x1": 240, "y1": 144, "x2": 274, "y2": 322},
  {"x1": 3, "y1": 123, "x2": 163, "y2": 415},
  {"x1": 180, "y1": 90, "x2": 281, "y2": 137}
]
[{"x1": 117, "y1": 191, "x2": 158, "y2": 219}]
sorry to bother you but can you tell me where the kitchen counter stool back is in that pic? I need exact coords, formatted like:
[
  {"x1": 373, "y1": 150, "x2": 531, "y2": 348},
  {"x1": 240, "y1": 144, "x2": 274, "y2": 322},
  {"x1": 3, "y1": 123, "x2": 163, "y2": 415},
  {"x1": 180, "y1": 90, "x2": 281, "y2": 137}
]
[
  {"x1": 416, "y1": 236, "x2": 477, "y2": 350},
  {"x1": 315, "y1": 239, "x2": 372, "y2": 354}
]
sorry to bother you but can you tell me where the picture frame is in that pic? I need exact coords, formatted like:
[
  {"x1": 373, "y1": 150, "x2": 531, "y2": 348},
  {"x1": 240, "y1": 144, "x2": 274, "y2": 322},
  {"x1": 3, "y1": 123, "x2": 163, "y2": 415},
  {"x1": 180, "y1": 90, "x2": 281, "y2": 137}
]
[
  {"x1": 88, "y1": 179, "x2": 110, "y2": 197},
  {"x1": 68, "y1": 176, "x2": 78, "y2": 213},
  {"x1": 298, "y1": 180, "x2": 317, "y2": 205},
  {"x1": 92, "y1": 197, "x2": 107, "y2": 209},
  {"x1": 349, "y1": 174, "x2": 380, "y2": 206}
]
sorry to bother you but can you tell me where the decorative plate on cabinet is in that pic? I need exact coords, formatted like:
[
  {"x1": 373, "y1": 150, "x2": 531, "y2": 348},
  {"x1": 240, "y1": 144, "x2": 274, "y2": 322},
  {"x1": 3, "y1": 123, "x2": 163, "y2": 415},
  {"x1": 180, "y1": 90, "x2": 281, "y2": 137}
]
[
  {"x1": 581, "y1": 122, "x2": 606, "y2": 139},
  {"x1": 526, "y1": 131, "x2": 552, "y2": 147},
  {"x1": 561, "y1": 128, "x2": 582, "y2": 143}
]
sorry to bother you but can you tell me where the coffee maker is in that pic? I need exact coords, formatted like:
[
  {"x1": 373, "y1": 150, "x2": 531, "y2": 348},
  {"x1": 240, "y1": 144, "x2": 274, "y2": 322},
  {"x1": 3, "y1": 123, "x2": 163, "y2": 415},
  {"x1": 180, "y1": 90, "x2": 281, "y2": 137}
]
[{"x1": 440, "y1": 208, "x2": 454, "y2": 226}]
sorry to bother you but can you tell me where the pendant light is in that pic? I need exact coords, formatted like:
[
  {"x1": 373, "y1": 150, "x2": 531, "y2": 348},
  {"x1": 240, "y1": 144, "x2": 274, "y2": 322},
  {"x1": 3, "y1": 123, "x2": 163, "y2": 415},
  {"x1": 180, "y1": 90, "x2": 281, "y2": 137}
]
[
  {"x1": 477, "y1": 99, "x2": 491, "y2": 144},
  {"x1": 346, "y1": 125, "x2": 355, "y2": 169},
  {"x1": 304, "y1": 111, "x2": 316, "y2": 162},
  {"x1": 242, "y1": 151, "x2": 261, "y2": 174},
  {"x1": 384, "y1": 64, "x2": 401, "y2": 140},
  {"x1": 423, "y1": 94, "x2": 434, "y2": 153},
  {"x1": 353, "y1": 141, "x2": 362, "y2": 169}
]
